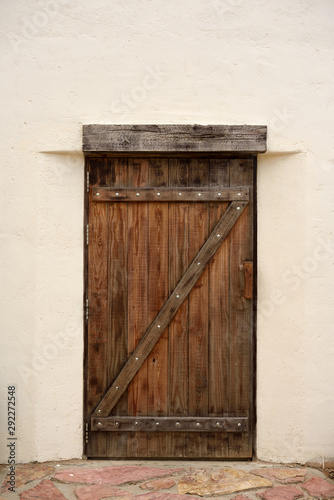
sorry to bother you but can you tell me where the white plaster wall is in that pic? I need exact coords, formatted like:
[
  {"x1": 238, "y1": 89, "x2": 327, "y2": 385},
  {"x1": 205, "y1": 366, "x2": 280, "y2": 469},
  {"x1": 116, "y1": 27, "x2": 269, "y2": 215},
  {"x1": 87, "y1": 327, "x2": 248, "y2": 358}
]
[{"x1": 1, "y1": 0, "x2": 333, "y2": 463}]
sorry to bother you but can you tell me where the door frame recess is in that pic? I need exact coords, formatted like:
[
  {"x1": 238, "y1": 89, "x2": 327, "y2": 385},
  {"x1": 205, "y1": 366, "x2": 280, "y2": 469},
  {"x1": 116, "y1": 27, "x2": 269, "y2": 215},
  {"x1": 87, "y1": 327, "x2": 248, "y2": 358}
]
[{"x1": 82, "y1": 124, "x2": 267, "y2": 458}]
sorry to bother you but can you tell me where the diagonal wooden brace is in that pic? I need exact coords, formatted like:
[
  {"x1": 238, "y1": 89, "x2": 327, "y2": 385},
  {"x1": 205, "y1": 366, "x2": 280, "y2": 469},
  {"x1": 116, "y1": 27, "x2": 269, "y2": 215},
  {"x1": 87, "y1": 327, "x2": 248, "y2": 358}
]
[{"x1": 92, "y1": 200, "x2": 248, "y2": 421}]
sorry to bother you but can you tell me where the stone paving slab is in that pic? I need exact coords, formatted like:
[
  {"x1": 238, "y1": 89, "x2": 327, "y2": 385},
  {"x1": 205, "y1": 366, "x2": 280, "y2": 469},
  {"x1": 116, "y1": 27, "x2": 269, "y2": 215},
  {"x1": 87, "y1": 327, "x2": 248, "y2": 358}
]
[
  {"x1": 0, "y1": 464, "x2": 55, "y2": 493},
  {"x1": 0, "y1": 460, "x2": 333, "y2": 500},
  {"x1": 178, "y1": 468, "x2": 272, "y2": 496},
  {"x1": 19, "y1": 479, "x2": 67, "y2": 499},
  {"x1": 251, "y1": 468, "x2": 306, "y2": 484},
  {"x1": 140, "y1": 477, "x2": 176, "y2": 490},
  {"x1": 74, "y1": 484, "x2": 133, "y2": 499},
  {"x1": 126, "y1": 494, "x2": 200, "y2": 500},
  {"x1": 256, "y1": 485, "x2": 304, "y2": 500},
  {"x1": 54, "y1": 465, "x2": 184, "y2": 486},
  {"x1": 302, "y1": 476, "x2": 334, "y2": 498}
]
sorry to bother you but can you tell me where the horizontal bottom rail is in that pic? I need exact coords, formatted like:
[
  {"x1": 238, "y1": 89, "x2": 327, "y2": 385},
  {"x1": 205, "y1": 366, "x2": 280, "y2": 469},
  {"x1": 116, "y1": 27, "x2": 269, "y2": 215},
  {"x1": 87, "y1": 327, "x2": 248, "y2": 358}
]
[{"x1": 91, "y1": 416, "x2": 248, "y2": 432}]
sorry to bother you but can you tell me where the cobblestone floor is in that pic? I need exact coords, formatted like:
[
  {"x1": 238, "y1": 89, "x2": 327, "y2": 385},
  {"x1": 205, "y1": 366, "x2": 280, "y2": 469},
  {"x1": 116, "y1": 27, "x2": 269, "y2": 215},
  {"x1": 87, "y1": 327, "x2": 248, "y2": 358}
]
[{"x1": 1, "y1": 459, "x2": 334, "y2": 500}]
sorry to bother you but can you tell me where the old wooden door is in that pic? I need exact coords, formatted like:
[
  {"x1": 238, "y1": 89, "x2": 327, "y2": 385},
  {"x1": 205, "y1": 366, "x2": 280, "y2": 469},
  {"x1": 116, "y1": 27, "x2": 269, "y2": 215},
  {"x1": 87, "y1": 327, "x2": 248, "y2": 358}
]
[{"x1": 85, "y1": 155, "x2": 256, "y2": 459}]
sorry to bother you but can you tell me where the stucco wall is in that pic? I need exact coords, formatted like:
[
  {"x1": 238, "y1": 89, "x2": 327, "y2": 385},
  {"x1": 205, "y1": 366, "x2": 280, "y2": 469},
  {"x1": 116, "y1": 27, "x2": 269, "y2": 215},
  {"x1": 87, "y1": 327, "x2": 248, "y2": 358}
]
[{"x1": 1, "y1": 0, "x2": 333, "y2": 464}]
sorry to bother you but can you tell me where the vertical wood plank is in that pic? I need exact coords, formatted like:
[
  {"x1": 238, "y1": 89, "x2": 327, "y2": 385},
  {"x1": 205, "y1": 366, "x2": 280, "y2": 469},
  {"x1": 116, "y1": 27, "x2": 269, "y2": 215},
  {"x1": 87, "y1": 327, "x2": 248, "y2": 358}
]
[
  {"x1": 207, "y1": 159, "x2": 230, "y2": 457},
  {"x1": 187, "y1": 158, "x2": 210, "y2": 457},
  {"x1": 127, "y1": 158, "x2": 149, "y2": 457},
  {"x1": 228, "y1": 158, "x2": 254, "y2": 458},
  {"x1": 83, "y1": 157, "x2": 89, "y2": 457},
  {"x1": 168, "y1": 158, "x2": 190, "y2": 457},
  {"x1": 106, "y1": 158, "x2": 128, "y2": 457},
  {"x1": 87, "y1": 157, "x2": 112, "y2": 457},
  {"x1": 147, "y1": 158, "x2": 169, "y2": 457}
]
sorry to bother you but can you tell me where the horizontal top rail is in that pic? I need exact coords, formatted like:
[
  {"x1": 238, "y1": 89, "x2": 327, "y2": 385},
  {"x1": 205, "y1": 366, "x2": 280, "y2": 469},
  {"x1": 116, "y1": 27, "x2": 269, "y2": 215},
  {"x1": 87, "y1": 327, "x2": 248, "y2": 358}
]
[{"x1": 92, "y1": 187, "x2": 249, "y2": 202}]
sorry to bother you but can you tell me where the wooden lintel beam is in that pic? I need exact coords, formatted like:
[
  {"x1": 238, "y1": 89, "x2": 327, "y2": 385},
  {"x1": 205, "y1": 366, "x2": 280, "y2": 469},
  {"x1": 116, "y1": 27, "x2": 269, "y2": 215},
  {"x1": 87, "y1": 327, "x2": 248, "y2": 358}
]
[{"x1": 83, "y1": 124, "x2": 267, "y2": 153}]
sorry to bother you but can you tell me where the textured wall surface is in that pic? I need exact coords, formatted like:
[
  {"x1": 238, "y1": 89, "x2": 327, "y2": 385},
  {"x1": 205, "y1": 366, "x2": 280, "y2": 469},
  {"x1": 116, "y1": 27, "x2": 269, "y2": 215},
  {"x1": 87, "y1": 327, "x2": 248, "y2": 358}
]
[{"x1": 0, "y1": 0, "x2": 333, "y2": 463}]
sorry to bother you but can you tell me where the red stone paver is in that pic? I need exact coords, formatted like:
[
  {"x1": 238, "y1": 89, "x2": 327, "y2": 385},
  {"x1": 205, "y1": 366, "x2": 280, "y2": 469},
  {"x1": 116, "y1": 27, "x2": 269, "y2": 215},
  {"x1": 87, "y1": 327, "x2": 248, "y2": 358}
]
[
  {"x1": 75, "y1": 484, "x2": 133, "y2": 499},
  {"x1": 54, "y1": 465, "x2": 184, "y2": 485},
  {"x1": 232, "y1": 495, "x2": 251, "y2": 500},
  {"x1": 257, "y1": 485, "x2": 304, "y2": 500},
  {"x1": 251, "y1": 468, "x2": 306, "y2": 484},
  {"x1": 129, "y1": 494, "x2": 199, "y2": 499},
  {"x1": 140, "y1": 478, "x2": 175, "y2": 490},
  {"x1": 20, "y1": 479, "x2": 67, "y2": 499},
  {"x1": 302, "y1": 476, "x2": 334, "y2": 498},
  {"x1": 1, "y1": 464, "x2": 54, "y2": 493}
]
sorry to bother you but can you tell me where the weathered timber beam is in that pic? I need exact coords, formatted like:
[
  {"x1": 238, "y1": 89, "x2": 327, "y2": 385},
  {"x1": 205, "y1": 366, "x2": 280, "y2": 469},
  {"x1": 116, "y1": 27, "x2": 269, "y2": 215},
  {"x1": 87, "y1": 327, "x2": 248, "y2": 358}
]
[
  {"x1": 92, "y1": 187, "x2": 249, "y2": 202},
  {"x1": 91, "y1": 416, "x2": 249, "y2": 432},
  {"x1": 83, "y1": 124, "x2": 267, "y2": 153}
]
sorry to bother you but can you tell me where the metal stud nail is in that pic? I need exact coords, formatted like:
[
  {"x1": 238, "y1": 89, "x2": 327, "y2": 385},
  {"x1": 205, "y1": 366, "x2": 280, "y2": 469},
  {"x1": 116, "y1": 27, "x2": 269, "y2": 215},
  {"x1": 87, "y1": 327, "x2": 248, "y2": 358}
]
[
  {"x1": 115, "y1": 421, "x2": 119, "y2": 426},
  {"x1": 196, "y1": 422, "x2": 200, "y2": 426},
  {"x1": 136, "y1": 192, "x2": 140, "y2": 196},
  {"x1": 98, "y1": 409, "x2": 101, "y2": 413},
  {"x1": 97, "y1": 422, "x2": 102, "y2": 426},
  {"x1": 176, "y1": 422, "x2": 180, "y2": 426},
  {"x1": 197, "y1": 193, "x2": 202, "y2": 196},
  {"x1": 197, "y1": 262, "x2": 201, "y2": 266},
  {"x1": 238, "y1": 192, "x2": 242, "y2": 196},
  {"x1": 135, "y1": 357, "x2": 139, "y2": 360},
  {"x1": 157, "y1": 192, "x2": 161, "y2": 196},
  {"x1": 116, "y1": 192, "x2": 119, "y2": 196},
  {"x1": 218, "y1": 193, "x2": 222, "y2": 197},
  {"x1": 176, "y1": 294, "x2": 180, "y2": 298},
  {"x1": 157, "y1": 324, "x2": 161, "y2": 328},
  {"x1": 217, "y1": 234, "x2": 221, "y2": 238},
  {"x1": 238, "y1": 422, "x2": 242, "y2": 427},
  {"x1": 216, "y1": 422, "x2": 220, "y2": 426},
  {"x1": 237, "y1": 206, "x2": 240, "y2": 210},
  {"x1": 115, "y1": 386, "x2": 119, "y2": 390},
  {"x1": 156, "y1": 422, "x2": 159, "y2": 426},
  {"x1": 135, "y1": 421, "x2": 139, "y2": 425},
  {"x1": 96, "y1": 192, "x2": 100, "y2": 196},
  {"x1": 178, "y1": 192, "x2": 182, "y2": 196}
]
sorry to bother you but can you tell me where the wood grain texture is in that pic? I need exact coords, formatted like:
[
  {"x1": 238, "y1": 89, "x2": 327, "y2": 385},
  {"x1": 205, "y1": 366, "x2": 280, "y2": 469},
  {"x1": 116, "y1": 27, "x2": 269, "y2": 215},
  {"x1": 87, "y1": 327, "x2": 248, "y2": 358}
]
[
  {"x1": 208, "y1": 159, "x2": 230, "y2": 416},
  {"x1": 86, "y1": 158, "x2": 112, "y2": 457},
  {"x1": 168, "y1": 158, "x2": 190, "y2": 457},
  {"x1": 127, "y1": 158, "x2": 149, "y2": 457},
  {"x1": 92, "y1": 201, "x2": 247, "y2": 418},
  {"x1": 187, "y1": 159, "x2": 210, "y2": 457},
  {"x1": 147, "y1": 158, "x2": 169, "y2": 457},
  {"x1": 91, "y1": 416, "x2": 248, "y2": 432},
  {"x1": 106, "y1": 158, "x2": 128, "y2": 457},
  {"x1": 207, "y1": 159, "x2": 230, "y2": 457},
  {"x1": 86, "y1": 155, "x2": 255, "y2": 459},
  {"x1": 92, "y1": 186, "x2": 249, "y2": 202},
  {"x1": 243, "y1": 261, "x2": 253, "y2": 300},
  {"x1": 83, "y1": 158, "x2": 89, "y2": 457},
  {"x1": 228, "y1": 159, "x2": 254, "y2": 458},
  {"x1": 83, "y1": 124, "x2": 267, "y2": 153}
]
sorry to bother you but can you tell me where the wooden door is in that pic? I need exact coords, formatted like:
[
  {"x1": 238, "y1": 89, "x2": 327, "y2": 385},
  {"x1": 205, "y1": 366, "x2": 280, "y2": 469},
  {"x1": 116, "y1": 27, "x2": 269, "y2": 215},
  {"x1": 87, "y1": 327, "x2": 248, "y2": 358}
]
[{"x1": 85, "y1": 156, "x2": 255, "y2": 459}]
